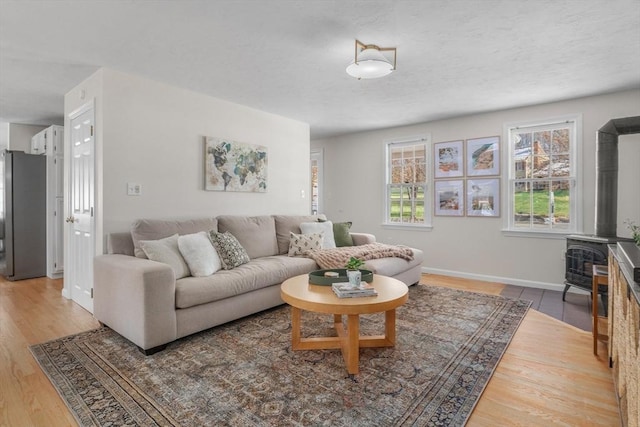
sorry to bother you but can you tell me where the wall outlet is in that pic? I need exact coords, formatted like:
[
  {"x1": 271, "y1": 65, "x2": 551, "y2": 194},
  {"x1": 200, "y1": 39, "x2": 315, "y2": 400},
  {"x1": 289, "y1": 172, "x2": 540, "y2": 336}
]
[{"x1": 127, "y1": 183, "x2": 142, "y2": 196}]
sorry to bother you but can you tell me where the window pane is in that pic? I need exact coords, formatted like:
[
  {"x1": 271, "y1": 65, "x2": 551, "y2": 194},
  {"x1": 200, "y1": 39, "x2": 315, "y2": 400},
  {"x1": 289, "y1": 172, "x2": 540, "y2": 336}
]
[
  {"x1": 389, "y1": 186, "x2": 401, "y2": 222},
  {"x1": 513, "y1": 132, "x2": 532, "y2": 179},
  {"x1": 391, "y1": 166, "x2": 403, "y2": 184},
  {"x1": 414, "y1": 186, "x2": 425, "y2": 222},
  {"x1": 551, "y1": 129, "x2": 570, "y2": 154},
  {"x1": 550, "y1": 154, "x2": 570, "y2": 177},
  {"x1": 513, "y1": 181, "x2": 531, "y2": 227},
  {"x1": 531, "y1": 181, "x2": 551, "y2": 229},
  {"x1": 403, "y1": 161, "x2": 415, "y2": 183},
  {"x1": 551, "y1": 180, "x2": 571, "y2": 230}
]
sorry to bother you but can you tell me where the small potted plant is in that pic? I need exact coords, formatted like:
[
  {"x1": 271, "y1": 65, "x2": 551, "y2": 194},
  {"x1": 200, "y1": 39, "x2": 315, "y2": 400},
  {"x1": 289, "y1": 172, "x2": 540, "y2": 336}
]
[
  {"x1": 625, "y1": 219, "x2": 640, "y2": 247},
  {"x1": 345, "y1": 257, "x2": 365, "y2": 288}
]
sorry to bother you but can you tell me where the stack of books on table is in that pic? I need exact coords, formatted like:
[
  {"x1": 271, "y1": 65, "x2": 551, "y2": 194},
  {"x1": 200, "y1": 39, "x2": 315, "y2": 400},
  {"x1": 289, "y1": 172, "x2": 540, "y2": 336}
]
[{"x1": 331, "y1": 282, "x2": 378, "y2": 298}]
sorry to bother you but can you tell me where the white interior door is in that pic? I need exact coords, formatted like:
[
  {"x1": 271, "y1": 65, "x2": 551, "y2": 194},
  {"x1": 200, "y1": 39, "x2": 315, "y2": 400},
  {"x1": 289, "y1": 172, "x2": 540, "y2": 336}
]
[{"x1": 67, "y1": 107, "x2": 95, "y2": 313}]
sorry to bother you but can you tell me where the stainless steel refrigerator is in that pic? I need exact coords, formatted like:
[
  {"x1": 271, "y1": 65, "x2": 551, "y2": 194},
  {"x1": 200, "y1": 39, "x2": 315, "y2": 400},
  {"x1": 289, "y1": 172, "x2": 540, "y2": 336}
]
[{"x1": 3, "y1": 150, "x2": 46, "y2": 281}]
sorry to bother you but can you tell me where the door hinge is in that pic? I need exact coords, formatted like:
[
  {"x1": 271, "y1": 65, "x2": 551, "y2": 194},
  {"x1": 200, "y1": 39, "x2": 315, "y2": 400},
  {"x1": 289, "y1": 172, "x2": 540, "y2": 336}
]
[
  {"x1": 91, "y1": 207, "x2": 94, "y2": 217},
  {"x1": 90, "y1": 125, "x2": 94, "y2": 136},
  {"x1": 54, "y1": 262, "x2": 56, "y2": 268},
  {"x1": 91, "y1": 288, "x2": 94, "y2": 298}
]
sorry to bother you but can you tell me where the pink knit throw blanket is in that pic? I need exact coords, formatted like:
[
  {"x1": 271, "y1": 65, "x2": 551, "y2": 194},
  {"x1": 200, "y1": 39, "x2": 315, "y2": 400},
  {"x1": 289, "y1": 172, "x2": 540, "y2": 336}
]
[{"x1": 307, "y1": 243, "x2": 414, "y2": 269}]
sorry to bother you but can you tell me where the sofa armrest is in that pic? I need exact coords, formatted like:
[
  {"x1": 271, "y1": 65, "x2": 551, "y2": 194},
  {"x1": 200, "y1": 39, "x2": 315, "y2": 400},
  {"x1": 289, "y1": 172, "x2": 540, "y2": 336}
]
[
  {"x1": 94, "y1": 254, "x2": 177, "y2": 350},
  {"x1": 351, "y1": 232, "x2": 376, "y2": 245}
]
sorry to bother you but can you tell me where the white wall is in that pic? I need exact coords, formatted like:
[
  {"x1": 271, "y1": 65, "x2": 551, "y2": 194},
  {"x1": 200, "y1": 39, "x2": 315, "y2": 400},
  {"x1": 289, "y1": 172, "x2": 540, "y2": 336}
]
[
  {"x1": 65, "y1": 68, "x2": 311, "y2": 255},
  {"x1": 7, "y1": 123, "x2": 46, "y2": 152},
  {"x1": 0, "y1": 122, "x2": 9, "y2": 151},
  {"x1": 312, "y1": 90, "x2": 640, "y2": 289}
]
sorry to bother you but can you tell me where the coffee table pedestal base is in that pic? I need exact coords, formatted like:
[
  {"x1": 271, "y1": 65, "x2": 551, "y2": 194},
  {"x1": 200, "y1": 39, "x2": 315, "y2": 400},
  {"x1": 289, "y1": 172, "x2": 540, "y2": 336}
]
[{"x1": 290, "y1": 307, "x2": 397, "y2": 375}]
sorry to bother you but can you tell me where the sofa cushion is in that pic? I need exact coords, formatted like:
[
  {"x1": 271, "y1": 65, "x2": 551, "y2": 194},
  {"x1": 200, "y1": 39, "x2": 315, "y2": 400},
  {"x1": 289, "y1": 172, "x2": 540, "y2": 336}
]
[
  {"x1": 178, "y1": 232, "x2": 221, "y2": 277},
  {"x1": 288, "y1": 231, "x2": 323, "y2": 256},
  {"x1": 139, "y1": 234, "x2": 190, "y2": 279},
  {"x1": 274, "y1": 214, "x2": 326, "y2": 254},
  {"x1": 217, "y1": 215, "x2": 278, "y2": 259},
  {"x1": 131, "y1": 218, "x2": 218, "y2": 258},
  {"x1": 363, "y1": 248, "x2": 425, "y2": 277},
  {"x1": 208, "y1": 231, "x2": 250, "y2": 270},
  {"x1": 300, "y1": 221, "x2": 336, "y2": 249},
  {"x1": 175, "y1": 255, "x2": 318, "y2": 308}
]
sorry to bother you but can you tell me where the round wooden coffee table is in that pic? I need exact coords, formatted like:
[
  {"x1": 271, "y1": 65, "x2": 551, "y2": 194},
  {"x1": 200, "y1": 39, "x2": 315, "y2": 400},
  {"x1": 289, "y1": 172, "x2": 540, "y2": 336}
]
[{"x1": 280, "y1": 274, "x2": 408, "y2": 376}]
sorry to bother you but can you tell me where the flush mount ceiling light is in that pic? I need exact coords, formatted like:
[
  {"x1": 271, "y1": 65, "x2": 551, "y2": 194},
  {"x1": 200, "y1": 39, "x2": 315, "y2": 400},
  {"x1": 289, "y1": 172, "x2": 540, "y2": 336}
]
[{"x1": 346, "y1": 39, "x2": 397, "y2": 79}]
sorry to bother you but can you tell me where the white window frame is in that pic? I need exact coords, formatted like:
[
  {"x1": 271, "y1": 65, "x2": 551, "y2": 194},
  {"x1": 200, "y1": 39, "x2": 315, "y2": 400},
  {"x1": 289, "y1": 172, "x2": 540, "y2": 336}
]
[
  {"x1": 310, "y1": 148, "x2": 323, "y2": 215},
  {"x1": 383, "y1": 135, "x2": 432, "y2": 230},
  {"x1": 503, "y1": 114, "x2": 582, "y2": 238}
]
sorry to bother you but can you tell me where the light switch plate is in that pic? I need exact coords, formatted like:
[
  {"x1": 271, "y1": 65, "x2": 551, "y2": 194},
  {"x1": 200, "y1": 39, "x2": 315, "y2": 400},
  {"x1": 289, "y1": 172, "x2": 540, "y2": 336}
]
[{"x1": 127, "y1": 183, "x2": 142, "y2": 196}]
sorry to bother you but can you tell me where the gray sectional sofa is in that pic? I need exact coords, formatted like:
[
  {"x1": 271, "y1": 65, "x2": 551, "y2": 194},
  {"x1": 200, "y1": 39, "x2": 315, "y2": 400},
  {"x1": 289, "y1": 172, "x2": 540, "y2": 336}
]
[{"x1": 93, "y1": 214, "x2": 424, "y2": 354}]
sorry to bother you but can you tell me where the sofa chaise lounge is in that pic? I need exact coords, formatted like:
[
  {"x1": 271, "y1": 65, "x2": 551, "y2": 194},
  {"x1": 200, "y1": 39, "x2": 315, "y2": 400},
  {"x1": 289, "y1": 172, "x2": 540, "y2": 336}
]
[{"x1": 94, "y1": 215, "x2": 424, "y2": 354}]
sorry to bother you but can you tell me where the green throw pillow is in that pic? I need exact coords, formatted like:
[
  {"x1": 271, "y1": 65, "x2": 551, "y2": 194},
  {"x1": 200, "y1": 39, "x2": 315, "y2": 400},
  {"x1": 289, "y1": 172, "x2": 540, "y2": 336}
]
[{"x1": 318, "y1": 219, "x2": 354, "y2": 247}]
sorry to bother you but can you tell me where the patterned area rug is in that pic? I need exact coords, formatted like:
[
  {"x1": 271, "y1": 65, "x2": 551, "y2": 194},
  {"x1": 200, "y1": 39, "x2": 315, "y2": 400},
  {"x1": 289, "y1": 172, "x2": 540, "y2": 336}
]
[{"x1": 31, "y1": 285, "x2": 530, "y2": 426}]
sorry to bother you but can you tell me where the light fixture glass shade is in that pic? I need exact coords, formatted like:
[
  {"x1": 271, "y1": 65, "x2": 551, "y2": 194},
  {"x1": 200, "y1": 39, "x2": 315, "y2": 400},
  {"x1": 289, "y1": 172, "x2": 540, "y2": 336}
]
[{"x1": 346, "y1": 47, "x2": 394, "y2": 79}]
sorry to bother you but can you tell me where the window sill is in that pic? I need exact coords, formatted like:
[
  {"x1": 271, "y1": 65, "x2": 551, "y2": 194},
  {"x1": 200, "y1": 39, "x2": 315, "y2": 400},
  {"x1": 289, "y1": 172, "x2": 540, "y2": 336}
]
[
  {"x1": 502, "y1": 229, "x2": 577, "y2": 239},
  {"x1": 382, "y1": 223, "x2": 433, "y2": 231}
]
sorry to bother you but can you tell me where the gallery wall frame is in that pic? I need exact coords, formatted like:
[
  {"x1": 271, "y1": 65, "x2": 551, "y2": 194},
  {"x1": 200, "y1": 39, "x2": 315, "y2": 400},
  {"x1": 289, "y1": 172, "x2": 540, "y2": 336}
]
[
  {"x1": 466, "y1": 136, "x2": 500, "y2": 176},
  {"x1": 204, "y1": 137, "x2": 268, "y2": 192},
  {"x1": 434, "y1": 140, "x2": 464, "y2": 178},
  {"x1": 466, "y1": 178, "x2": 500, "y2": 217},
  {"x1": 434, "y1": 180, "x2": 465, "y2": 216}
]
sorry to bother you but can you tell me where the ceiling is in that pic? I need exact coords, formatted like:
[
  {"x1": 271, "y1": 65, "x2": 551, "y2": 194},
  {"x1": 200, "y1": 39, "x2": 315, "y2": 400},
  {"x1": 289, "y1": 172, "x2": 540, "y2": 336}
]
[{"x1": 1, "y1": 0, "x2": 639, "y2": 139}]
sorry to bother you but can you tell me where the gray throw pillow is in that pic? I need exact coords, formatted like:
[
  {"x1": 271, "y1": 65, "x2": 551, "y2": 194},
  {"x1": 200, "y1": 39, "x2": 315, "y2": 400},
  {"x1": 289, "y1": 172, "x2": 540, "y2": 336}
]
[{"x1": 208, "y1": 231, "x2": 250, "y2": 270}]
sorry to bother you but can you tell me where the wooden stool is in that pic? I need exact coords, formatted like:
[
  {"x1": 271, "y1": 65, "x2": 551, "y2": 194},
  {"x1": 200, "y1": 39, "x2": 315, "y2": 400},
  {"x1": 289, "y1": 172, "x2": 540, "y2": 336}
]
[{"x1": 592, "y1": 264, "x2": 609, "y2": 355}]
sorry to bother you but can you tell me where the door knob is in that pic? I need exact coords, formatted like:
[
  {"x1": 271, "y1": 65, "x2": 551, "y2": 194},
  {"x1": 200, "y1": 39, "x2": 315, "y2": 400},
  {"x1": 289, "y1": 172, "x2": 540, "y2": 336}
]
[{"x1": 65, "y1": 216, "x2": 77, "y2": 223}]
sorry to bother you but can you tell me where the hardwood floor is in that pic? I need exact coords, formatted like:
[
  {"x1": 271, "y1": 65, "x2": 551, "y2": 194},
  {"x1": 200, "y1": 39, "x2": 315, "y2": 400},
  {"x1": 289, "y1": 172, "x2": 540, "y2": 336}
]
[{"x1": 0, "y1": 274, "x2": 620, "y2": 426}]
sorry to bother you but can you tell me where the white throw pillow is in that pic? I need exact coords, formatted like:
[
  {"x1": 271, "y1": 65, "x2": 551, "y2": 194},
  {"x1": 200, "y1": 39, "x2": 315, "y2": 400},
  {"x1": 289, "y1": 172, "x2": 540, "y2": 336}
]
[
  {"x1": 178, "y1": 232, "x2": 221, "y2": 277},
  {"x1": 300, "y1": 221, "x2": 336, "y2": 249},
  {"x1": 139, "y1": 234, "x2": 190, "y2": 279},
  {"x1": 288, "y1": 231, "x2": 323, "y2": 256}
]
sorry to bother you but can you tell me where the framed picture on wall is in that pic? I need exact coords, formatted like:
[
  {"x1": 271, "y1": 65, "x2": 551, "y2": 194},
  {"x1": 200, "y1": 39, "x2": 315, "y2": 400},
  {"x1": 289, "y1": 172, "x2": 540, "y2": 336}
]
[
  {"x1": 466, "y1": 136, "x2": 500, "y2": 176},
  {"x1": 434, "y1": 180, "x2": 464, "y2": 216},
  {"x1": 434, "y1": 140, "x2": 464, "y2": 178},
  {"x1": 204, "y1": 136, "x2": 268, "y2": 192},
  {"x1": 466, "y1": 178, "x2": 500, "y2": 217}
]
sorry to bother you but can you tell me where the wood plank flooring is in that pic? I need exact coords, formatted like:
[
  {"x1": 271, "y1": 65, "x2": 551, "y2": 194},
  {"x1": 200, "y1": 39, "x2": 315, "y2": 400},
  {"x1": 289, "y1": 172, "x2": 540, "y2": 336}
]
[{"x1": 0, "y1": 274, "x2": 620, "y2": 426}]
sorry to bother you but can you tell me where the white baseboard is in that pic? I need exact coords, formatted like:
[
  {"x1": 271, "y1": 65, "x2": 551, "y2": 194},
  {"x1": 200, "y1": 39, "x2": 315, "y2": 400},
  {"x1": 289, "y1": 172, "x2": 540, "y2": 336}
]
[{"x1": 421, "y1": 267, "x2": 590, "y2": 295}]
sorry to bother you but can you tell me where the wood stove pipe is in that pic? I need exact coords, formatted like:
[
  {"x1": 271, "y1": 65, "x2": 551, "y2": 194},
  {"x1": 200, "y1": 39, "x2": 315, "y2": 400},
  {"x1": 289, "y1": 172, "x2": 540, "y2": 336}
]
[{"x1": 595, "y1": 116, "x2": 640, "y2": 237}]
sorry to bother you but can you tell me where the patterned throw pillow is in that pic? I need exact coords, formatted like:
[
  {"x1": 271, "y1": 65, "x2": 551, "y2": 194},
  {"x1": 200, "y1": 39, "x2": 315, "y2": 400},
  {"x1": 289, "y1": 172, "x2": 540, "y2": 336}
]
[
  {"x1": 288, "y1": 232, "x2": 323, "y2": 257},
  {"x1": 208, "y1": 231, "x2": 250, "y2": 270}
]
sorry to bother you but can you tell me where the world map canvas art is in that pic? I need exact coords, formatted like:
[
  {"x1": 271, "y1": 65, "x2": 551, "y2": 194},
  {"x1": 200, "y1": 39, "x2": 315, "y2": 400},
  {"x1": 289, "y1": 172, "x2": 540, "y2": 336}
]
[{"x1": 205, "y1": 137, "x2": 268, "y2": 192}]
